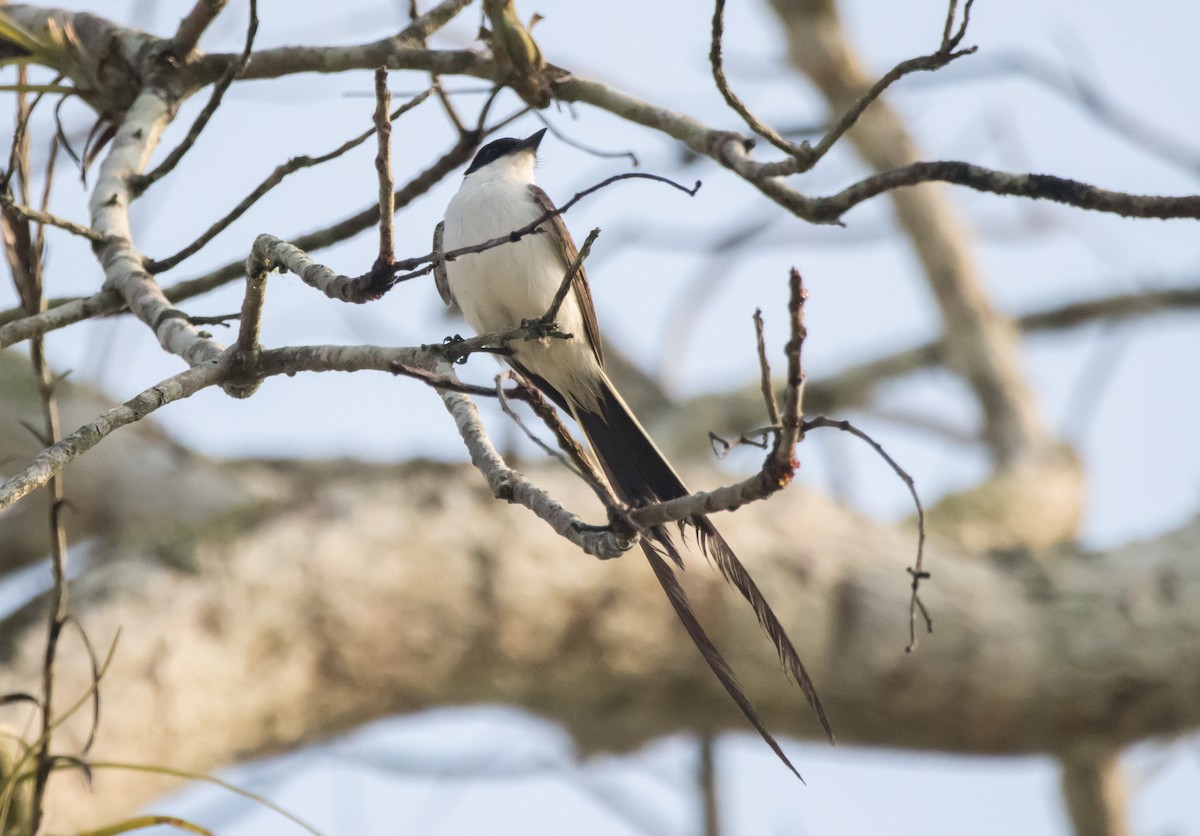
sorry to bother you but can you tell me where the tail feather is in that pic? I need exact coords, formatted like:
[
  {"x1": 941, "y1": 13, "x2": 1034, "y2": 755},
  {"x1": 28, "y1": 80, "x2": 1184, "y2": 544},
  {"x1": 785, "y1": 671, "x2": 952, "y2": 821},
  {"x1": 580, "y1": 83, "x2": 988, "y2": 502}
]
[
  {"x1": 574, "y1": 375, "x2": 832, "y2": 742},
  {"x1": 641, "y1": 540, "x2": 804, "y2": 782},
  {"x1": 695, "y1": 520, "x2": 832, "y2": 741},
  {"x1": 570, "y1": 374, "x2": 688, "y2": 508}
]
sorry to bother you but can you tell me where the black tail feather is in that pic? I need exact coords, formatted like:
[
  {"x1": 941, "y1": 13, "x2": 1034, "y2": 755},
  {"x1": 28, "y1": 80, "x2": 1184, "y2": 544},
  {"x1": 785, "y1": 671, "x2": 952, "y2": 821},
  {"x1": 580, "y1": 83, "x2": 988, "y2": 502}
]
[
  {"x1": 573, "y1": 376, "x2": 832, "y2": 742},
  {"x1": 641, "y1": 540, "x2": 804, "y2": 783},
  {"x1": 695, "y1": 519, "x2": 833, "y2": 742}
]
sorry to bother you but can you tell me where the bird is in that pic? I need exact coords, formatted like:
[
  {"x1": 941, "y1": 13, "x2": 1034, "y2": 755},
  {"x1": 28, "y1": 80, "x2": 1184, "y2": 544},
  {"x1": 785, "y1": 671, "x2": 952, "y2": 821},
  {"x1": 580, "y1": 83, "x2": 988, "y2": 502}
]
[{"x1": 436, "y1": 128, "x2": 831, "y2": 777}]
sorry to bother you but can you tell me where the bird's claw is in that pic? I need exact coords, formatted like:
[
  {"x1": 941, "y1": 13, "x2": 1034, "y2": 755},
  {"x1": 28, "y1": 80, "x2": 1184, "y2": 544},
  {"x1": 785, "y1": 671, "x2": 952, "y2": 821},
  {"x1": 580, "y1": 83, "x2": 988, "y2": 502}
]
[{"x1": 441, "y1": 334, "x2": 470, "y2": 365}]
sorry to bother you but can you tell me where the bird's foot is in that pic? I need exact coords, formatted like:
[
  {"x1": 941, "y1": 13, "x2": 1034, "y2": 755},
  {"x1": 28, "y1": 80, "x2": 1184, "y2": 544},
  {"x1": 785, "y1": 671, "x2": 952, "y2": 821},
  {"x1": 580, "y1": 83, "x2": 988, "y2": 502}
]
[
  {"x1": 520, "y1": 316, "x2": 571, "y2": 343},
  {"x1": 440, "y1": 334, "x2": 470, "y2": 365}
]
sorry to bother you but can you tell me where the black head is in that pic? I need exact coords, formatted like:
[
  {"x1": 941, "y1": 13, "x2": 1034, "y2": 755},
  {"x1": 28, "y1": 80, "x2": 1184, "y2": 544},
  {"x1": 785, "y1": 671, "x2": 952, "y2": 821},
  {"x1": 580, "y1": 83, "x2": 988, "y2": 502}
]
[{"x1": 464, "y1": 128, "x2": 547, "y2": 175}]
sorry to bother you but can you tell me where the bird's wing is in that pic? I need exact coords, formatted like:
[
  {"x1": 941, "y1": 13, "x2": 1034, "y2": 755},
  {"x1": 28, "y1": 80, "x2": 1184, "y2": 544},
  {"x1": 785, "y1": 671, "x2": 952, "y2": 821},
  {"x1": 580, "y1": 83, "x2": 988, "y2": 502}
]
[
  {"x1": 529, "y1": 185, "x2": 603, "y2": 367},
  {"x1": 432, "y1": 220, "x2": 454, "y2": 307}
]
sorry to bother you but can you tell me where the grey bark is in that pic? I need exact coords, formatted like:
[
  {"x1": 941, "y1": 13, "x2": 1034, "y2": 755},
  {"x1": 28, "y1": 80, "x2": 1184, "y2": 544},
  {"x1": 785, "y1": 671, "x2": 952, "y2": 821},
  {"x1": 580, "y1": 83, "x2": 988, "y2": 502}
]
[{"x1": 1, "y1": 411, "x2": 1197, "y2": 829}]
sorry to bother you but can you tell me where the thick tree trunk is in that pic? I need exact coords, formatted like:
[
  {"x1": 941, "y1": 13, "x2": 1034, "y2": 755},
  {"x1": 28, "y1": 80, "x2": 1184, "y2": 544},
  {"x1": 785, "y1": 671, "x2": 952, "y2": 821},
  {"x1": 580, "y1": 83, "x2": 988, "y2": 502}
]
[{"x1": 1, "y1": 448, "x2": 1196, "y2": 830}]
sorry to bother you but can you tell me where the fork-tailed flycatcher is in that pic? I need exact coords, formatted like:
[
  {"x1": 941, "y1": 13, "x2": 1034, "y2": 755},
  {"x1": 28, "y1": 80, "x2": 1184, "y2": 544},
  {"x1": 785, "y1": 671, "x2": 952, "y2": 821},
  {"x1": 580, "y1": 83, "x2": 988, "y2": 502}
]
[{"x1": 437, "y1": 128, "x2": 830, "y2": 776}]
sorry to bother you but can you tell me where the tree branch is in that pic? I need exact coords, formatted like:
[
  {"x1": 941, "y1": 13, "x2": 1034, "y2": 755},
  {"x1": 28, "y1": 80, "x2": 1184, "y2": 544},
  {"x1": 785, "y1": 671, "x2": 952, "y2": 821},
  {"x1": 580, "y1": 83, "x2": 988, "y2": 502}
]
[
  {"x1": 132, "y1": 0, "x2": 258, "y2": 195},
  {"x1": 143, "y1": 86, "x2": 433, "y2": 275},
  {"x1": 0, "y1": 360, "x2": 226, "y2": 511},
  {"x1": 1060, "y1": 745, "x2": 1129, "y2": 836},
  {"x1": 88, "y1": 89, "x2": 225, "y2": 365},
  {"x1": 171, "y1": 0, "x2": 229, "y2": 58}
]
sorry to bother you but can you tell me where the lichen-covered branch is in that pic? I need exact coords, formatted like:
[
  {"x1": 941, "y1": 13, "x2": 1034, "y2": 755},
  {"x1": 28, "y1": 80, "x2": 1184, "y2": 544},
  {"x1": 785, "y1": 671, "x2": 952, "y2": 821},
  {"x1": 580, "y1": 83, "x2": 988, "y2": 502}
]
[
  {"x1": 764, "y1": 0, "x2": 1051, "y2": 472},
  {"x1": 0, "y1": 359, "x2": 226, "y2": 511},
  {"x1": 87, "y1": 89, "x2": 224, "y2": 365}
]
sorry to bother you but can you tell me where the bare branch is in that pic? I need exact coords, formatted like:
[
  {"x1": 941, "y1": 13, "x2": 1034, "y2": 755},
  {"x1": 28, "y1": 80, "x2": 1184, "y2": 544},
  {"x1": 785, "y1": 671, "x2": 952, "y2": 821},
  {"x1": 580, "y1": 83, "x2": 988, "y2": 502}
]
[
  {"x1": 0, "y1": 134, "x2": 475, "y2": 350},
  {"x1": 133, "y1": 0, "x2": 259, "y2": 195},
  {"x1": 193, "y1": 34, "x2": 486, "y2": 85},
  {"x1": 0, "y1": 196, "x2": 108, "y2": 244},
  {"x1": 930, "y1": 50, "x2": 1200, "y2": 178},
  {"x1": 396, "y1": 0, "x2": 475, "y2": 47},
  {"x1": 387, "y1": 173, "x2": 699, "y2": 289},
  {"x1": 372, "y1": 67, "x2": 395, "y2": 269},
  {"x1": 88, "y1": 90, "x2": 225, "y2": 365},
  {"x1": 144, "y1": 86, "x2": 434, "y2": 274},
  {"x1": 813, "y1": 160, "x2": 1200, "y2": 223},
  {"x1": 389, "y1": 362, "x2": 498, "y2": 397},
  {"x1": 249, "y1": 233, "x2": 376, "y2": 303},
  {"x1": 552, "y1": 72, "x2": 1200, "y2": 225},
  {"x1": 0, "y1": 360, "x2": 227, "y2": 512},
  {"x1": 433, "y1": 357, "x2": 632, "y2": 560},
  {"x1": 1060, "y1": 745, "x2": 1129, "y2": 836},
  {"x1": 630, "y1": 269, "x2": 809, "y2": 530},
  {"x1": 802, "y1": 417, "x2": 929, "y2": 651},
  {"x1": 542, "y1": 227, "x2": 600, "y2": 325},
  {"x1": 709, "y1": 0, "x2": 804, "y2": 158},
  {"x1": 752, "y1": 308, "x2": 779, "y2": 426},
  {"x1": 172, "y1": 0, "x2": 229, "y2": 58},
  {"x1": 531, "y1": 111, "x2": 639, "y2": 166}
]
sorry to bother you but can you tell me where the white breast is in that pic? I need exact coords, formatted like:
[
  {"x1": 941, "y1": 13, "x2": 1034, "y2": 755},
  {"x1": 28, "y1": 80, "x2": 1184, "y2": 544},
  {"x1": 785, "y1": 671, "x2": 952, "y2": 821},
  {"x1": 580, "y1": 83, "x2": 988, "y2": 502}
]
[{"x1": 442, "y1": 168, "x2": 603, "y2": 410}]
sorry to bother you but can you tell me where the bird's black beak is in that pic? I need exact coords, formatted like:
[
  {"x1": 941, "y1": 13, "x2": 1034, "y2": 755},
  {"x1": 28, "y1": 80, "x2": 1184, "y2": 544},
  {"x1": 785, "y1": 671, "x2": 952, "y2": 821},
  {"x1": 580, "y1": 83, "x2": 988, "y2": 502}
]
[{"x1": 516, "y1": 127, "x2": 548, "y2": 154}]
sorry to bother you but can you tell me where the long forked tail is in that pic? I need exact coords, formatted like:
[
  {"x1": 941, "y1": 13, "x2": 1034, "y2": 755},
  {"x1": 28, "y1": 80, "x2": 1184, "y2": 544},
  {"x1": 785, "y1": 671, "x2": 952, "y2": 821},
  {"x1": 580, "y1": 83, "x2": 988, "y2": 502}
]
[
  {"x1": 642, "y1": 539, "x2": 804, "y2": 780},
  {"x1": 571, "y1": 374, "x2": 834, "y2": 748}
]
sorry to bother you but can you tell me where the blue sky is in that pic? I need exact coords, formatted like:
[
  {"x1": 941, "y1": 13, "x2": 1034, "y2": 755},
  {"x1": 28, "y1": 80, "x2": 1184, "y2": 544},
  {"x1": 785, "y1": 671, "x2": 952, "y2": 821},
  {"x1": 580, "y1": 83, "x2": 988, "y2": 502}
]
[{"x1": 4, "y1": 0, "x2": 1199, "y2": 833}]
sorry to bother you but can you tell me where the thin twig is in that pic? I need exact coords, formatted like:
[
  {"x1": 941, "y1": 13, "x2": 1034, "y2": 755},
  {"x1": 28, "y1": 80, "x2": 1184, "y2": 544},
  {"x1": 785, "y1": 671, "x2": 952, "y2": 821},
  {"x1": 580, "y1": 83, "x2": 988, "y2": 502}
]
[
  {"x1": 60, "y1": 616, "x2": 103, "y2": 757},
  {"x1": 0, "y1": 197, "x2": 108, "y2": 244},
  {"x1": 186, "y1": 312, "x2": 240, "y2": 327},
  {"x1": 495, "y1": 375, "x2": 590, "y2": 482},
  {"x1": 940, "y1": 0, "x2": 960, "y2": 45},
  {"x1": 1, "y1": 76, "x2": 48, "y2": 196},
  {"x1": 542, "y1": 227, "x2": 600, "y2": 324},
  {"x1": 145, "y1": 86, "x2": 434, "y2": 274},
  {"x1": 373, "y1": 67, "x2": 395, "y2": 269},
  {"x1": 0, "y1": 360, "x2": 227, "y2": 512},
  {"x1": 433, "y1": 77, "x2": 469, "y2": 135},
  {"x1": 3, "y1": 88, "x2": 70, "y2": 832},
  {"x1": 753, "y1": 308, "x2": 778, "y2": 425},
  {"x1": 473, "y1": 85, "x2": 504, "y2": 134},
  {"x1": 710, "y1": 0, "x2": 978, "y2": 174},
  {"x1": 928, "y1": 49, "x2": 1200, "y2": 178},
  {"x1": 709, "y1": 426, "x2": 774, "y2": 458},
  {"x1": 709, "y1": 0, "x2": 802, "y2": 158},
  {"x1": 390, "y1": 362, "x2": 498, "y2": 396},
  {"x1": 507, "y1": 376, "x2": 620, "y2": 516},
  {"x1": 629, "y1": 268, "x2": 810, "y2": 530},
  {"x1": 133, "y1": 0, "x2": 259, "y2": 195},
  {"x1": 768, "y1": 269, "x2": 806, "y2": 481},
  {"x1": 802, "y1": 416, "x2": 930, "y2": 650},
  {"x1": 532, "y1": 111, "x2": 639, "y2": 165},
  {"x1": 388, "y1": 173, "x2": 700, "y2": 289}
]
